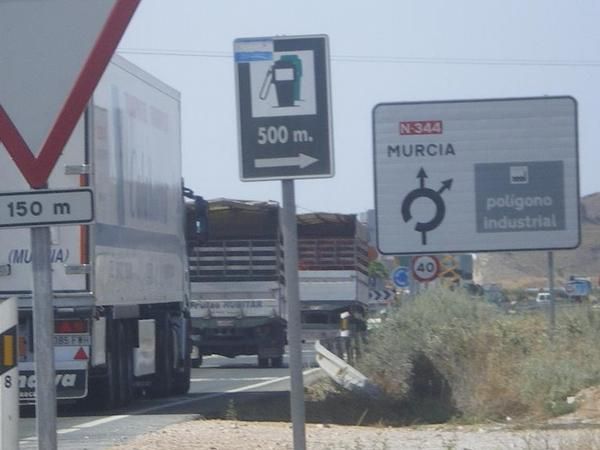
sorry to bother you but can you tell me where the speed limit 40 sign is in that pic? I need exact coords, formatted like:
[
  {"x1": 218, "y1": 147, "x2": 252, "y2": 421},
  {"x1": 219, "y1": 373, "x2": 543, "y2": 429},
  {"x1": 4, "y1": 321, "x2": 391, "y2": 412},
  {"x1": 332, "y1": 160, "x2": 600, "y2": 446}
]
[{"x1": 412, "y1": 255, "x2": 440, "y2": 282}]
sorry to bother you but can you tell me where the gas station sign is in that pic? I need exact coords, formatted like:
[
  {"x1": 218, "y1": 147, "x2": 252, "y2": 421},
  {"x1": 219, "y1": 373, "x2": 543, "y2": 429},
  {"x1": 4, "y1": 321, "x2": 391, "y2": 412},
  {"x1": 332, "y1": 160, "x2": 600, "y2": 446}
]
[{"x1": 234, "y1": 35, "x2": 333, "y2": 181}]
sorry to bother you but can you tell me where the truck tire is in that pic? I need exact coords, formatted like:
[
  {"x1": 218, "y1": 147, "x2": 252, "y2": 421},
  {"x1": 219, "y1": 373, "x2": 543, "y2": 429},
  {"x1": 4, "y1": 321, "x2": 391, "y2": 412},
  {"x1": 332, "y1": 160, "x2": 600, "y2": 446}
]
[
  {"x1": 271, "y1": 356, "x2": 283, "y2": 368},
  {"x1": 258, "y1": 357, "x2": 269, "y2": 368},
  {"x1": 88, "y1": 316, "x2": 120, "y2": 410},
  {"x1": 191, "y1": 354, "x2": 203, "y2": 368},
  {"x1": 149, "y1": 314, "x2": 174, "y2": 397}
]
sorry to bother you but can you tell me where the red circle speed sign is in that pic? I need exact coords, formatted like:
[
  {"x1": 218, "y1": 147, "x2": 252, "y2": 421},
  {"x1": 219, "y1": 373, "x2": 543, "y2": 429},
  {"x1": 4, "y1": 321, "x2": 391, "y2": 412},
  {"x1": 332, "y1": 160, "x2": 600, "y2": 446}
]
[{"x1": 411, "y1": 255, "x2": 440, "y2": 282}]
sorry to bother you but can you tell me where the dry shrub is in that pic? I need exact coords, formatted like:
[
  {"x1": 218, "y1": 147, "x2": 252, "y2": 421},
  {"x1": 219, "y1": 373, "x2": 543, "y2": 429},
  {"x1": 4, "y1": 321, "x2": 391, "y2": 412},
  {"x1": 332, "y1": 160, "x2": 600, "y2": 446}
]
[
  {"x1": 360, "y1": 288, "x2": 499, "y2": 418},
  {"x1": 360, "y1": 288, "x2": 600, "y2": 421},
  {"x1": 519, "y1": 307, "x2": 600, "y2": 416}
]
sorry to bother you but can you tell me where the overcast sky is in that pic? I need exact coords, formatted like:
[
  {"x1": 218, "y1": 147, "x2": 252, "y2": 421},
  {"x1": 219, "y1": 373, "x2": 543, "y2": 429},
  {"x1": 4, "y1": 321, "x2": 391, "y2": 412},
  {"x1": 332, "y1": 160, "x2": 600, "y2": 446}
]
[{"x1": 118, "y1": 0, "x2": 600, "y2": 214}]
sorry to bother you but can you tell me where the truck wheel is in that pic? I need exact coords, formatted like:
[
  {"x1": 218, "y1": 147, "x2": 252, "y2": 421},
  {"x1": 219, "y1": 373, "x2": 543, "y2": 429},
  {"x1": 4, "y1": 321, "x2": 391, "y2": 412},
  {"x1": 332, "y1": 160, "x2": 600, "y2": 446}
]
[
  {"x1": 271, "y1": 356, "x2": 283, "y2": 368},
  {"x1": 191, "y1": 354, "x2": 203, "y2": 368},
  {"x1": 149, "y1": 315, "x2": 174, "y2": 397},
  {"x1": 258, "y1": 357, "x2": 269, "y2": 368},
  {"x1": 88, "y1": 317, "x2": 120, "y2": 410}
]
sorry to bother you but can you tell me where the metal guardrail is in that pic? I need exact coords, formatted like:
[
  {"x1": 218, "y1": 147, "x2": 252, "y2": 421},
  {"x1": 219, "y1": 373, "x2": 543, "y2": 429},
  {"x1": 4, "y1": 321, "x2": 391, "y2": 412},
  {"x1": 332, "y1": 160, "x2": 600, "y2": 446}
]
[
  {"x1": 314, "y1": 332, "x2": 379, "y2": 395},
  {"x1": 317, "y1": 332, "x2": 368, "y2": 365}
]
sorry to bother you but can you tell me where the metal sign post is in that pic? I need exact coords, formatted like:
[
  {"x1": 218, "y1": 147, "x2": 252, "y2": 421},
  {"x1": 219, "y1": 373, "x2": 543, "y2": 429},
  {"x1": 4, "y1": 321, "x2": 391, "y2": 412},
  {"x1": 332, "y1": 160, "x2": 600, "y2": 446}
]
[
  {"x1": 0, "y1": 189, "x2": 93, "y2": 450},
  {"x1": 548, "y1": 251, "x2": 556, "y2": 337},
  {"x1": 31, "y1": 226, "x2": 57, "y2": 449},
  {"x1": 234, "y1": 34, "x2": 333, "y2": 450},
  {"x1": 0, "y1": 297, "x2": 18, "y2": 450},
  {"x1": 281, "y1": 180, "x2": 306, "y2": 450}
]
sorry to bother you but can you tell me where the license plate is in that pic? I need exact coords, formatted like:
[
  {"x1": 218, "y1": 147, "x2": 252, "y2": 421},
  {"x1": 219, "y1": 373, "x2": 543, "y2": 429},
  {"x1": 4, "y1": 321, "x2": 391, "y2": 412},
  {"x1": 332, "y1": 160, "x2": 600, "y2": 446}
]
[{"x1": 53, "y1": 334, "x2": 91, "y2": 346}]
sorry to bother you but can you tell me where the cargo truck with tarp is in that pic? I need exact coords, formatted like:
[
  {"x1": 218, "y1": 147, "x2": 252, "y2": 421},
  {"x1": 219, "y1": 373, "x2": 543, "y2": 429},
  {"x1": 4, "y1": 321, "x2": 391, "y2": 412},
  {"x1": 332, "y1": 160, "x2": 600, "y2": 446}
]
[
  {"x1": 297, "y1": 213, "x2": 370, "y2": 342},
  {"x1": 186, "y1": 198, "x2": 287, "y2": 368}
]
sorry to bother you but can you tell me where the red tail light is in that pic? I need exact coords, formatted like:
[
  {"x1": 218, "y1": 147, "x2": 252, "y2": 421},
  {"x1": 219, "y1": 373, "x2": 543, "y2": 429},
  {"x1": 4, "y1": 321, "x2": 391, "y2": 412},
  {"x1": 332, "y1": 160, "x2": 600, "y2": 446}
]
[{"x1": 55, "y1": 320, "x2": 88, "y2": 334}]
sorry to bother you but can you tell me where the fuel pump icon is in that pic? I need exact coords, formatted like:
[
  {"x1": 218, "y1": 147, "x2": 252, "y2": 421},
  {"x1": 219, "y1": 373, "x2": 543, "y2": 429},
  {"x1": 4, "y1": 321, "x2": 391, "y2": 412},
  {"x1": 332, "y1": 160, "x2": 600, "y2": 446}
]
[{"x1": 259, "y1": 55, "x2": 303, "y2": 107}]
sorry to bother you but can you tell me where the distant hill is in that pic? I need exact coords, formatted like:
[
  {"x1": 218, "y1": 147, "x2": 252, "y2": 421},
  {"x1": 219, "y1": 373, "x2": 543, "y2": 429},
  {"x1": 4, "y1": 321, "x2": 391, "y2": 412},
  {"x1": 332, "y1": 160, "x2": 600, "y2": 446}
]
[{"x1": 474, "y1": 193, "x2": 600, "y2": 289}]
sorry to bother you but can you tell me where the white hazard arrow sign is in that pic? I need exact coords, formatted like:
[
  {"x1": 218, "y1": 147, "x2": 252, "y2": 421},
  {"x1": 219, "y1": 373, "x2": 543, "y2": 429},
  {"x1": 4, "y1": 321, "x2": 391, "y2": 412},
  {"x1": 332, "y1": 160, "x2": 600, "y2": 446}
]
[{"x1": 0, "y1": 0, "x2": 141, "y2": 188}]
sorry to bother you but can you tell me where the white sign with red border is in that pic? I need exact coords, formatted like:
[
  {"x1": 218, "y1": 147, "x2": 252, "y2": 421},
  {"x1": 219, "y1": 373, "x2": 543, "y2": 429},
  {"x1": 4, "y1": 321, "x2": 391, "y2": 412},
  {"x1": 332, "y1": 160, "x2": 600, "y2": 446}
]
[
  {"x1": 0, "y1": 0, "x2": 141, "y2": 189},
  {"x1": 411, "y1": 255, "x2": 440, "y2": 282}
]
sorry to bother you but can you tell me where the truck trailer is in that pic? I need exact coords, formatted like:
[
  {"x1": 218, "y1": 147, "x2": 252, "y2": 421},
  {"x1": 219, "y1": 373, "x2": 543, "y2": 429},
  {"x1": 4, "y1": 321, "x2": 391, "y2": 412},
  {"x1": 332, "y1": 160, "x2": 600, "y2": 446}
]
[
  {"x1": 0, "y1": 55, "x2": 191, "y2": 408},
  {"x1": 297, "y1": 213, "x2": 370, "y2": 342},
  {"x1": 186, "y1": 198, "x2": 287, "y2": 368}
]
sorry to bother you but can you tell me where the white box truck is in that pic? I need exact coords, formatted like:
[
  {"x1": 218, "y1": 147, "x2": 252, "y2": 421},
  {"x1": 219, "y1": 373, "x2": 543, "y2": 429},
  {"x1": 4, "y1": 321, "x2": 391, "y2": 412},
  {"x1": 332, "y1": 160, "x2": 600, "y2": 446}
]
[{"x1": 0, "y1": 55, "x2": 191, "y2": 408}]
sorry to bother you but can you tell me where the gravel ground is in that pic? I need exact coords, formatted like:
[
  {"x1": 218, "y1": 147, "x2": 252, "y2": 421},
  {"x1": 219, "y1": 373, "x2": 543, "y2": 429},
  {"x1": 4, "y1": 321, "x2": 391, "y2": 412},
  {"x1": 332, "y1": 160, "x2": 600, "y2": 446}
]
[
  {"x1": 108, "y1": 387, "x2": 600, "y2": 450},
  {"x1": 107, "y1": 419, "x2": 600, "y2": 450}
]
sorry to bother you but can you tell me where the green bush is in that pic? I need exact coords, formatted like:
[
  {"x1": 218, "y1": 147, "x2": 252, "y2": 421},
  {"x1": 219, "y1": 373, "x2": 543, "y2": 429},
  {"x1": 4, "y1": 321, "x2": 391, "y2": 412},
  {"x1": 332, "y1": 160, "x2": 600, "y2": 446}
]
[{"x1": 359, "y1": 288, "x2": 600, "y2": 421}]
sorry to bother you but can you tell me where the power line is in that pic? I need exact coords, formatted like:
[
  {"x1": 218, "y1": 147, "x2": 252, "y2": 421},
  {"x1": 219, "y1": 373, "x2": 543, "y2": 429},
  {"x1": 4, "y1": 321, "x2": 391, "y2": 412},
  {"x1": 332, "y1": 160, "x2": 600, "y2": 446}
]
[
  {"x1": 117, "y1": 47, "x2": 600, "y2": 68},
  {"x1": 119, "y1": 48, "x2": 230, "y2": 58}
]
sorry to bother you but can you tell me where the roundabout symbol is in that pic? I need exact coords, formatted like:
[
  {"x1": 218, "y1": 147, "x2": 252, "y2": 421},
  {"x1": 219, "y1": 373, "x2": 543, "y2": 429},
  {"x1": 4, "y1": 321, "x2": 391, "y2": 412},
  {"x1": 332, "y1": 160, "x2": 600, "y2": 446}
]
[
  {"x1": 401, "y1": 167, "x2": 452, "y2": 245},
  {"x1": 392, "y1": 266, "x2": 409, "y2": 288}
]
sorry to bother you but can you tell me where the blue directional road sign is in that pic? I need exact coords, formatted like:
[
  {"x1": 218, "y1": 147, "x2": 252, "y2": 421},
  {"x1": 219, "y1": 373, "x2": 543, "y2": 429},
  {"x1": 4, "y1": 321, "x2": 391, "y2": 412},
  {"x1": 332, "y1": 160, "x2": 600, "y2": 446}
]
[{"x1": 392, "y1": 266, "x2": 409, "y2": 288}]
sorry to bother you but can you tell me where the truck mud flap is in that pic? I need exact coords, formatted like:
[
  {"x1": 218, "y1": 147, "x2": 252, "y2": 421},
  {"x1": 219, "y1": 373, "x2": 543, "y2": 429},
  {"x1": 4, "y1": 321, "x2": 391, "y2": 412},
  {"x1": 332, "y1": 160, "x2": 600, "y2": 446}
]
[{"x1": 19, "y1": 368, "x2": 87, "y2": 403}]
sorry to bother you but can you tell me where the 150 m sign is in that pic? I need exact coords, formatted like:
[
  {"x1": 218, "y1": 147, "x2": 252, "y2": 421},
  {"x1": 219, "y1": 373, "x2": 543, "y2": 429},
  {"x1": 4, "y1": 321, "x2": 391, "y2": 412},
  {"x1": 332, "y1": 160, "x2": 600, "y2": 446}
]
[{"x1": 0, "y1": 189, "x2": 94, "y2": 228}]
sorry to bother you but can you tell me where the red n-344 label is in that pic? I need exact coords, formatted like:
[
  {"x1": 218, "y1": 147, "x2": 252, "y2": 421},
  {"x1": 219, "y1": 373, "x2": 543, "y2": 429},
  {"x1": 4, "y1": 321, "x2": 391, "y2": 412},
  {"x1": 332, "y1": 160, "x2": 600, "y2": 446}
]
[{"x1": 399, "y1": 120, "x2": 443, "y2": 135}]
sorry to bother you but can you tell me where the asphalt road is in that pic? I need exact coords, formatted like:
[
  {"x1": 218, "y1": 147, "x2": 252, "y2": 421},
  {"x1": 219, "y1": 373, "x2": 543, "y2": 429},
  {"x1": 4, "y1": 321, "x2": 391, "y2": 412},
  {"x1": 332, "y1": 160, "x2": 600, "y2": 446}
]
[{"x1": 18, "y1": 347, "x2": 319, "y2": 449}]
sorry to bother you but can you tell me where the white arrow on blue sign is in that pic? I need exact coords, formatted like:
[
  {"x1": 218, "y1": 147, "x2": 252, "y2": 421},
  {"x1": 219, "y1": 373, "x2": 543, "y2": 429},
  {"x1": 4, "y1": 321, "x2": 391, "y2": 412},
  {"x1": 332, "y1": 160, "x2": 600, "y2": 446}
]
[{"x1": 392, "y1": 266, "x2": 410, "y2": 288}]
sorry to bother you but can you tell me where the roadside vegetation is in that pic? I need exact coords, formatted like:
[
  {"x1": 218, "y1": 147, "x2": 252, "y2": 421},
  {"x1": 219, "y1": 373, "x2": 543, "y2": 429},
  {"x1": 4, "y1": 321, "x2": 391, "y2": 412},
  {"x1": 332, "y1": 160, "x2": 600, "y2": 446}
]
[
  {"x1": 205, "y1": 287, "x2": 600, "y2": 435},
  {"x1": 358, "y1": 287, "x2": 600, "y2": 422}
]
